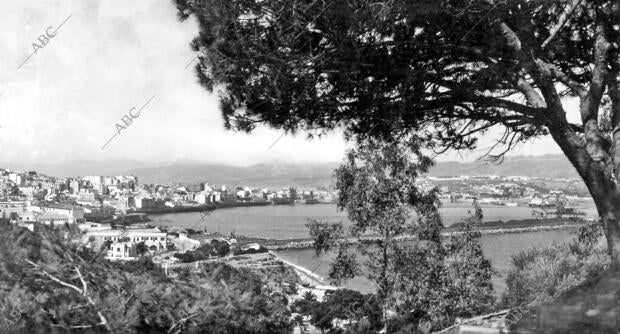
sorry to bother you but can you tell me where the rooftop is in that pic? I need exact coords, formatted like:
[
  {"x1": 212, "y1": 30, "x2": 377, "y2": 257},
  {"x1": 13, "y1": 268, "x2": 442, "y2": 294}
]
[
  {"x1": 87, "y1": 228, "x2": 165, "y2": 236},
  {"x1": 38, "y1": 213, "x2": 70, "y2": 220},
  {"x1": 42, "y1": 203, "x2": 83, "y2": 210}
]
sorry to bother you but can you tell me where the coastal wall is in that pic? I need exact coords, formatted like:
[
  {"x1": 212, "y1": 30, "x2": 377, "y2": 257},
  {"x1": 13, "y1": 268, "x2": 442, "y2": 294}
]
[
  {"x1": 264, "y1": 223, "x2": 582, "y2": 251},
  {"x1": 134, "y1": 205, "x2": 215, "y2": 214}
]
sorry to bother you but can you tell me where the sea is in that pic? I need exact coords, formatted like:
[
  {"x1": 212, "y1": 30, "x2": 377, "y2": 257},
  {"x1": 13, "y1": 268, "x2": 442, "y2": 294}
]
[{"x1": 149, "y1": 200, "x2": 599, "y2": 296}]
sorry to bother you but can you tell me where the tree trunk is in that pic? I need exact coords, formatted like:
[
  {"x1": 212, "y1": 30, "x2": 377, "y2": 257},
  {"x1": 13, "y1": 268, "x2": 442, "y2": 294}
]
[
  {"x1": 587, "y1": 182, "x2": 620, "y2": 263},
  {"x1": 594, "y1": 210, "x2": 620, "y2": 266},
  {"x1": 548, "y1": 122, "x2": 620, "y2": 265}
]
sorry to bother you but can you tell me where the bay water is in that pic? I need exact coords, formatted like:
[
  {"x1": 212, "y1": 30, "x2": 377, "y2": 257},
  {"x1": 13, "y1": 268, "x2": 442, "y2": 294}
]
[{"x1": 149, "y1": 202, "x2": 597, "y2": 295}]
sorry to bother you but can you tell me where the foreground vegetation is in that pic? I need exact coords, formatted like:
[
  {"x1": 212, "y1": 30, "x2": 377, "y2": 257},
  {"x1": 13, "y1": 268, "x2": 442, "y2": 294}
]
[
  {"x1": 0, "y1": 221, "x2": 291, "y2": 333},
  {"x1": 502, "y1": 220, "x2": 610, "y2": 308},
  {"x1": 0, "y1": 208, "x2": 611, "y2": 333}
]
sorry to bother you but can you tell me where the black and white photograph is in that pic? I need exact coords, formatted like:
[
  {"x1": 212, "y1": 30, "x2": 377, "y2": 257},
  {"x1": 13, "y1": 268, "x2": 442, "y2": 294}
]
[{"x1": 1, "y1": 1, "x2": 619, "y2": 333}]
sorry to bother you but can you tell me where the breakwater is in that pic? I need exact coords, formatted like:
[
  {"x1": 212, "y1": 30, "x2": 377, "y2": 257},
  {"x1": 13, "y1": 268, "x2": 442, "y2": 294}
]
[
  {"x1": 264, "y1": 223, "x2": 583, "y2": 251},
  {"x1": 134, "y1": 205, "x2": 216, "y2": 214}
]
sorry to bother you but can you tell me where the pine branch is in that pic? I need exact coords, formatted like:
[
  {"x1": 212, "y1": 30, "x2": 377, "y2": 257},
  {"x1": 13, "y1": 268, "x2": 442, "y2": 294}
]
[
  {"x1": 25, "y1": 259, "x2": 111, "y2": 331},
  {"x1": 25, "y1": 259, "x2": 82, "y2": 293},
  {"x1": 541, "y1": 0, "x2": 584, "y2": 49}
]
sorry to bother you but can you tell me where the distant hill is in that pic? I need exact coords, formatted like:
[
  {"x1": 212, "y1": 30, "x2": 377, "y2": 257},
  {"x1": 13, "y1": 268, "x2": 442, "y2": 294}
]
[
  {"x1": 1, "y1": 160, "x2": 339, "y2": 189},
  {"x1": 2, "y1": 154, "x2": 581, "y2": 188},
  {"x1": 0, "y1": 159, "x2": 158, "y2": 177},
  {"x1": 428, "y1": 154, "x2": 580, "y2": 179},
  {"x1": 126, "y1": 162, "x2": 339, "y2": 188}
]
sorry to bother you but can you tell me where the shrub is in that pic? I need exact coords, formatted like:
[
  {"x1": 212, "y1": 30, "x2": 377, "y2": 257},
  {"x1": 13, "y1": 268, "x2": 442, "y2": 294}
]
[
  {"x1": 283, "y1": 282, "x2": 298, "y2": 295},
  {"x1": 210, "y1": 239, "x2": 231, "y2": 256},
  {"x1": 136, "y1": 241, "x2": 148, "y2": 256},
  {"x1": 501, "y1": 221, "x2": 609, "y2": 307},
  {"x1": 173, "y1": 251, "x2": 207, "y2": 263},
  {"x1": 172, "y1": 241, "x2": 231, "y2": 263},
  {"x1": 115, "y1": 257, "x2": 168, "y2": 280},
  {"x1": 233, "y1": 245, "x2": 268, "y2": 255},
  {"x1": 186, "y1": 228, "x2": 199, "y2": 234}
]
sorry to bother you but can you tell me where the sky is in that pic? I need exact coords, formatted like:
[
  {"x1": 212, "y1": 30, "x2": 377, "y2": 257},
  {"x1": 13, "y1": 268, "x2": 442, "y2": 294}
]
[{"x1": 0, "y1": 0, "x2": 579, "y2": 167}]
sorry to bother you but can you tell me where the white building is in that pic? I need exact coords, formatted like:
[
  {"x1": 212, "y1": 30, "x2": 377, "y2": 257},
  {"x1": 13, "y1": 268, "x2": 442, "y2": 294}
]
[
  {"x1": 108, "y1": 241, "x2": 135, "y2": 259},
  {"x1": 87, "y1": 227, "x2": 168, "y2": 258},
  {"x1": 168, "y1": 231, "x2": 200, "y2": 252},
  {"x1": 77, "y1": 222, "x2": 110, "y2": 232},
  {"x1": 36, "y1": 213, "x2": 70, "y2": 226},
  {"x1": 32, "y1": 203, "x2": 85, "y2": 224},
  {"x1": 84, "y1": 175, "x2": 105, "y2": 194},
  {"x1": 18, "y1": 186, "x2": 36, "y2": 200},
  {"x1": 134, "y1": 196, "x2": 156, "y2": 209},
  {"x1": 69, "y1": 179, "x2": 80, "y2": 193},
  {"x1": 8, "y1": 173, "x2": 23, "y2": 186},
  {"x1": 0, "y1": 201, "x2": 29, "y2": 215},
  {"x1": 194, "y1": 193, "x2": 208, "y2": 204}
]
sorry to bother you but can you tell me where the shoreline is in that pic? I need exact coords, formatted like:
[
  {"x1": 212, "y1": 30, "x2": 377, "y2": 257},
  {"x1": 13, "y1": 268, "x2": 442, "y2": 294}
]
[
  {"x1": 271, "y1": 251, "x2": 326, "y2": 286},
  {"x1": 135, "y1": 200, "x2": 310, "y2": 214}
]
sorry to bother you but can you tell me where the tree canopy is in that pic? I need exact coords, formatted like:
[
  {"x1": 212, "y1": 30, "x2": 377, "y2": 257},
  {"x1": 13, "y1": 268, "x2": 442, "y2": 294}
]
[
  {"x1": 174, "y1": 0, "x2": 614, "y2": 150},
  {"x1": 174, "y1": 0, "x2": 620, "y2": 261},
  {"x1": 292, "y1": 288, "x2": 383, "y2": 333},
  {"x1": 306, "y1": 140, "x2": 495, "y2": 332}
]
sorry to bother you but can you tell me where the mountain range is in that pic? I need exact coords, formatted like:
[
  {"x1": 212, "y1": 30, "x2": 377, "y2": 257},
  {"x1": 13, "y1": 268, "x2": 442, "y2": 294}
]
[
  {"x1": 1, "y1": 154, "x2": 580, "y2": 187},
  {"x1": 427, "y1": 154, "x2": 580, "y2": 179}
]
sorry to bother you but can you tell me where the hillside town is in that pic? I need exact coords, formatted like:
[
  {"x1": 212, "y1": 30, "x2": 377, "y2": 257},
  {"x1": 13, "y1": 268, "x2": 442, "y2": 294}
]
[
  {"x1": 0, "y1": 167, "x2": 337, "y2": 216},
  {"x1": 0, "y1": 167, "x2": 591, "y2": 225}
]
